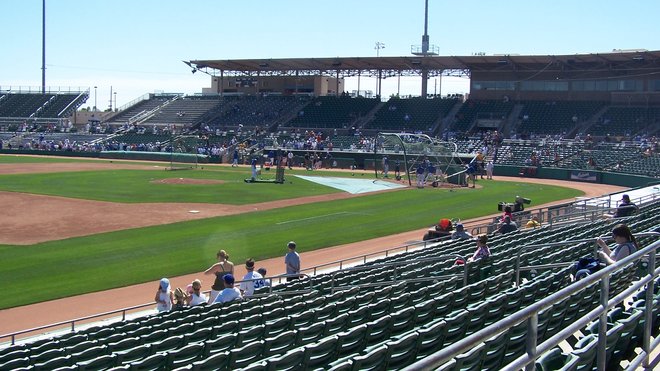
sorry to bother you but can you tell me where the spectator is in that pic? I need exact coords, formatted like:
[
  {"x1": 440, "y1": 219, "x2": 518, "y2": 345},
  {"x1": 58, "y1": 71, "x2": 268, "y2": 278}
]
[
  {"x1": 451, "y1": 223, "x2": 472, "y2": 240},
  {"x1": 525, "y1": 215, "x2": 541, "y2": 229},
  {"x1": 257, "y1": 267, "x2": 271, "y2": 287},
  {"x1": 285, "y1": 241, "x2": 301, "y2": 281},
  {"x1": 154, "y1": 278, "x2": 173, "y2": 312},
  {"x1": 173, "y1": 287, "x2": 188, "y2": 310},
  {"x1": 240, "y1": 259, "x2": 265, "y2": 297},
  {"x1": 613, "y1": 194, "x2": 639, "y2": 218},
  {"x1": 498, "y1": 216, "x2": 518, "y2": 234},
  {"x1": 204, "y1": 250, "x2": 235, "y2": 303},
  {"x1": 187, "y1": 279, "x2": 207, "y2": 306},
  {"x1": 597, "y1": 224, "x2": 637, "y2": 265},
  {"x1": 213, "y1": 274, "x2": 242, "y2": 304},
  {"x1": 468, "y1": 234, "x2": 491, "y2": 262}
]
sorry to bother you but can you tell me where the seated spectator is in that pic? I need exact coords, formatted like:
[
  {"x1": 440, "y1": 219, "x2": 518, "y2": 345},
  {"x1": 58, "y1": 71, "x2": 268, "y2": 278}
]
[
  {"x1": 187, "y1": 279, "x2": 207, "y2": 306},
  {"x1": 525, "y1": 215, "x2": 541, "y2": 229},
  {"x1": 497, "y1": 216, "x2": 518, "y2": 234},
  {"x1": 597, "y1": 224, "x2": 637, "y2": 265},
  {"x1": 451, "y1": 223, "x2": 472, "y2": 240},
  {"x1": 257, "y1": 267, "x2": 271, "y2": 287},
  {"x1": 613, "y1": 194, "x2": 639, "y2": 218},
  {"x1": 173, "y1": 287, "x2": 188, "y2": 310},
  {"x1": 213, "y1": 274, "x2": 242, "y2": 304},
  {"x1": 154, "y1": 278, "x2": 173, "y2": 312},
  {"x1": 467, "y1": 234, "x2": 491, "y2": 263},
  {"x1": 240, "y1": 259, "x2": 265, "y2": 297}
]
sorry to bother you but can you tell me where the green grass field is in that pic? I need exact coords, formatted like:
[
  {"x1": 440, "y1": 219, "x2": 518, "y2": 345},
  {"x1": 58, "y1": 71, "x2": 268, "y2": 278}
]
[{"x1": 0, "y1": 156, "x2": 583, "y2": 309}]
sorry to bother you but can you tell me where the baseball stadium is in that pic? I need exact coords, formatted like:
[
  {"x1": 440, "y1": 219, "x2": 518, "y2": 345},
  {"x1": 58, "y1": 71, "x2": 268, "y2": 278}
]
[{"x1": 1, "y1": 6, "x2": 660, "y2": 371}]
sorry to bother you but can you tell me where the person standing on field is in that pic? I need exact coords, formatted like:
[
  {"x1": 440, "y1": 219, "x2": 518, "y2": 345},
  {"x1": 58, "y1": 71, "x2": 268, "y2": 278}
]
[{"x1": 284, "y1": 241, "x2": 301, "y2": 281}]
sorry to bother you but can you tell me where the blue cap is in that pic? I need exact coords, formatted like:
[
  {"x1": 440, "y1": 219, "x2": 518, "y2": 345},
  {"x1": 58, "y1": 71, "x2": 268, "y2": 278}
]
[{"x1": 223, "y1": 274, "x2": 235, "y2": 285}]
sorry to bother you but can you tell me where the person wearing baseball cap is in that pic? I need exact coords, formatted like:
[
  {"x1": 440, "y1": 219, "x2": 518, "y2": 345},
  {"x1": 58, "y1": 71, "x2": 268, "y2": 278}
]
[
  {"x1": 284, "y1": 241, "x2": 301, "y2": 282},
  {"x1": 451, "y1": 223, "x2": 472, "y2": 240},
  {"x1": 613, "y1": 194, "x2": 638, "y2": 218},
  {"x1": 212, "y1": 274, "x2": 242, "y2": 304}
]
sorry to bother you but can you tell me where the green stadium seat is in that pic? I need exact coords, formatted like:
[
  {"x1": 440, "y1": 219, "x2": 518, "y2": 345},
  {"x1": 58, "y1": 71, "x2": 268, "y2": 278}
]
[
  {"x1": 169, "y1": 342, "x2": 205, "y2": 369},
  {"x1": 454, "y1": 341, "x2": 487, "y2": 371},
  {"x1": 264, "y1": 348, "x2": 305, "y2": 371},
  {"x1": 151, "y1": 334, "x2": 185, "y2": 354},
  {"x1": 314, "y1": 302, "x2": 338, "y2": 322},
  {"x1": 114, "y1": 343, "x2": 152, "y2": 365},
  {"x1": 323, "y1": 312, "x2": 349, "y2": 336},
  {"x1": 295, "y1": 322, "x2": 326, "y2": 346},
  {"x1": 0, "y1": 356, "x2": 30, "y2": 370},
  {"x1": 239, "y1": 314, "x2": 263, "y2": 329},
  {"x1": 416, "y1": 320, "x2": 447, "y2": 359},
  {"x1": 263, "y1": 317, "x2": 291, "y2": 338},
  {"x1": 212, "y1": 320, "x2": 239, "y2": 337},
  {"x1": 106, "y1": 337, "x2": 140, "y2": 354},
  {"x1": 384, "y1": 331, "x2": 419, "y2": 369},
  {"x1": 572, "y1": 334, "x2": 598, "y2": 371},
  {"x1": 30, "y1": 348, "x2": 67, "y2": 365},
  {"x1": 263, "y1": 330, "x2": 297, "y2": 357},
  {"x1": 290, "y1": 310, "x2": 315, "y2": 328},
  {"x1": 57, "y1": 333, "x2": 89, "y2": 348},
  {"x1": 124, "y1": 325, "x2": 153, "y2": 339},
  {"x1": 32, "y1": 355, "x2": 72, "y2": 370},
  {"x1": 346, "y1": 305, "x2": 370, "y2": 328},
  {"x1": 443, "y1": 310, "x2": 470, "y2": 347},
  {"x1": 335, "y1": 324, "x2": 368, "y2": 358},
  {"x1": 481, "y1": 332, "x2": 509, "y2": 371},
  {"x1": 140, "y1": 329, "x2": 169, "y2": 345},
  {"x1": 77, "y1": 353, "x2": 118, "y2": 370},
  {"x1": 413, "y1": 298, "x2": 436, "y2": 326},
  {"x1": 184, "y1": 327, "x2": 214, "y2": 344},
  {"x1": 237, "y1": 324, "x2": 265, "y2": 346},
  {"x1": 302, "y1": 335, "x2": 339, "y2": 369},
  {"x1": 189, "y1": 350, "x2": 229, "y2": 370},
  {"x1": 129, "y1": 352, "x2": 169, "y2": 370},
  {"x1": 0, "y1": 348, "x2": 29, "y2": 365},
  {"x1": 349, "y1": 343, "x2": 388, "y2": 371},
  {"x1": 228, "y1": 341, "x2": 266, "y2": 369},
  {"x1": 203, "y1": 333, "x2": 237, "y2": 356},
  {"x1": 364, "y1": 315, "x2": 393, "y2": 347},
  {"x1": 535, "y1": 348, "x2": 579, "y2": 371},
  {"x1": 391, "y1": 307, "x2": 416, "y2": 335},
  {"x1": 169, "y1": 322, "x2": 195, "y2": 337}
]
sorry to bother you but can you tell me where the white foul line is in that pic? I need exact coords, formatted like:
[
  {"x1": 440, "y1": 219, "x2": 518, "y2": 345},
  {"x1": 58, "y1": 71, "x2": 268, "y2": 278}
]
[{"x1": 276, "y1": 211, "x2": 369, "y2": 225}]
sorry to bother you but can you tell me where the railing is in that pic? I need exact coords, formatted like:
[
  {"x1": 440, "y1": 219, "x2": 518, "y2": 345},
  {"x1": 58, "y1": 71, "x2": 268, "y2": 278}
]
[
  {"x1": 405, "y1": 236, "x2": 660, "y2": 371},
  {"x1": 514, "y1": 231, "x2": 660, "y2": 286},
  {"x1": 0, "y1": 273, "x2": 311, "y2": 346}
]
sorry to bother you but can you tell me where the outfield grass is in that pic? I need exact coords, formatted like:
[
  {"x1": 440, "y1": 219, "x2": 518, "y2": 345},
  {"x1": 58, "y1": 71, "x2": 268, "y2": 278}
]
[{"x1": 0, "y1": 160, "x2": 582, "y2": 309}]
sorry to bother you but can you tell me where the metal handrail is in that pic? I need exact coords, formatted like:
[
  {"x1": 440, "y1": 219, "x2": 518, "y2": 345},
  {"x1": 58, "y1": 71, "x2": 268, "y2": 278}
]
[
  {"x1": 404, "y1": 238, "x2": 660, "y2": 371},
  {"x1": 514, "y1": 231, "x2": 659, "y2": 286},
  {"x1": 0, "y1": 273, "x2": 311, "y2": 345}
]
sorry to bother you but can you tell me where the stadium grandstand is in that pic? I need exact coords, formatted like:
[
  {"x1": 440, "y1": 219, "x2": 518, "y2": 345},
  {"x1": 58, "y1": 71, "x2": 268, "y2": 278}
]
[{"x1": 1, "y1": 49, "x2": 659, "y2": 370}]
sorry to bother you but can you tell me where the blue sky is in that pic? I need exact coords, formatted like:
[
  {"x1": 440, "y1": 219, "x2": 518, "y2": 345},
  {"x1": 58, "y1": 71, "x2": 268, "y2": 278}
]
[{"x1": 1, "y1": 0, "x2": 659, "y2": 109}]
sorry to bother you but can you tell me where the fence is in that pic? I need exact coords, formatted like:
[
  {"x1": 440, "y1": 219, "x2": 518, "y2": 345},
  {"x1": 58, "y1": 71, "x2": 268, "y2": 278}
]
[{"x1": 405, "y1": 235, "x2": 660, "y2": 371}]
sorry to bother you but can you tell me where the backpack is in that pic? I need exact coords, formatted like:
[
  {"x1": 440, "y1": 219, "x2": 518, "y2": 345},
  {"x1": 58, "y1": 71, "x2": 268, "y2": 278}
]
[{"x1": 574, "y1": 257, "x2": 604, "y2": 280}]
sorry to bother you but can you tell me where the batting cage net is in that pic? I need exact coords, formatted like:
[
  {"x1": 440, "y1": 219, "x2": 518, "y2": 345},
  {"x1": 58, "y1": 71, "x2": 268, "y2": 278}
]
[
  {"x1": 167, "y1": 135, "x2": 204, "y2": 170},
  {"x1": 375, "y1": 133, "x2": 463, "y2": 187}
]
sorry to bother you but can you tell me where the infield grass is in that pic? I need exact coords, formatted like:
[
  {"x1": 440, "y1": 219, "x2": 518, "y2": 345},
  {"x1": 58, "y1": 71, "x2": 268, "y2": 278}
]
[{"x1": 0, "y1": 156, "x2": 584, "y2": 309}]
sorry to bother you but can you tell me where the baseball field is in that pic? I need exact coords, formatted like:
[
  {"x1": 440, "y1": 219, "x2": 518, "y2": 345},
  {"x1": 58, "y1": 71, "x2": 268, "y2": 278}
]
[{"x1": 0, "y1": 155, "x2": 584, "y2": 310}]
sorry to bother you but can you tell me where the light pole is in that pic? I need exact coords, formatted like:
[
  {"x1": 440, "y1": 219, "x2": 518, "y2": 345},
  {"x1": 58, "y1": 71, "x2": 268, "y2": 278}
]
[
  {"x1": 93, "y1": 86, "x2": 97, "y2": 111},
  {"x1": 113, "y1": 92, "x2": 117, "y2": 111},
  {"x1": 374, "y1": 42, "x2": 385, "y2": 57}
]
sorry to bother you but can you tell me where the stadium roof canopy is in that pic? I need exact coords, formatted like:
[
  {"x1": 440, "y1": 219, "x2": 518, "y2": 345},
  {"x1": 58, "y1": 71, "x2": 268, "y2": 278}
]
[{"x1": 185, "y1": 50, "x2": 660, "y2": 78}]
